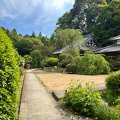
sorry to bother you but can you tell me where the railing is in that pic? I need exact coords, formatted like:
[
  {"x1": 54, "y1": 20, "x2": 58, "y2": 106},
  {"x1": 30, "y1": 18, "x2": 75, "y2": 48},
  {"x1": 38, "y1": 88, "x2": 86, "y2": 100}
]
[{"x1": 44, "y1": 67, "x2": 66, "y2": 73}]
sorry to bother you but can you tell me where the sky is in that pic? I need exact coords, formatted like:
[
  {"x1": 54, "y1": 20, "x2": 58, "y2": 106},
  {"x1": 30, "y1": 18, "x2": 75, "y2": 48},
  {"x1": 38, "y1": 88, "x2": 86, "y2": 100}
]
[{"x1": 0, "y1": 0, "x2": 75, "y2": 37}]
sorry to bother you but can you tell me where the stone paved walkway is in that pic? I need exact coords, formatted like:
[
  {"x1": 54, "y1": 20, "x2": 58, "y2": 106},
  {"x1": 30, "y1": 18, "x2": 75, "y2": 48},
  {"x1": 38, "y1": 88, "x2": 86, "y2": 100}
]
[{"x1": 19, "y1": 70, "x2": 62, "y2": 120}]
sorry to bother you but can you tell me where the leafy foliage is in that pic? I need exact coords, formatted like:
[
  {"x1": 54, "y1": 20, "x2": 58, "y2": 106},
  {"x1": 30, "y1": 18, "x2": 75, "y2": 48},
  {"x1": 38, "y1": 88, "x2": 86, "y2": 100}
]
[
  {"x1": 50, "y1": 28, "x2": 83, "y2": 51},
  {"x1": 101, "y1": 90, "x2": 119, "y2": 105},
  {"x1": 106, "y1": 71, "x2": 120, "y2": 94},
  {"x1": 59, "y1": 53, "x2": 74, "y2": 68},
  {"x1": 63, "y1": 82, "x2": 102, "y2": 116},
  {"x1": 93, "y1": 103, "x2": 120, "y2": 120},
  {"x1": 0, "y1": 28, "x2": 20, "y2": 120},
  {"x1": 74, "y1": 52, "x2": 110, "y2": 75},
  {"x1": 44, "y1": 57, "x2": 59, "y2": 67},
  {"x1": 66, "y1": 64, "x2": 77, "y2": 74},
  {"x1": 30, "y1": 50, "x2": 42, "y2": 68},
  {"x1": 24, "y1": 55, "x2": 32, "y2": 67}
]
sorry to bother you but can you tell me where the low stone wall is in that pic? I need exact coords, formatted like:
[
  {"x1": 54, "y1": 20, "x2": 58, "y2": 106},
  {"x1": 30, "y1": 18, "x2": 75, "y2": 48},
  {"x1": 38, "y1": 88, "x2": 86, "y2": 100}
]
[{"x1": 44, "y1": 67, "x2": 66, "y2": 73}]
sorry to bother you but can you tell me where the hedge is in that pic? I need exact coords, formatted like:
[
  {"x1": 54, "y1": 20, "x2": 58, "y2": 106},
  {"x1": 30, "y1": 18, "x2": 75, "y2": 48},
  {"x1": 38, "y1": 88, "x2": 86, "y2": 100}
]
[{"x1": 0, "y1": 28, "x2": 20, "y2": 120}]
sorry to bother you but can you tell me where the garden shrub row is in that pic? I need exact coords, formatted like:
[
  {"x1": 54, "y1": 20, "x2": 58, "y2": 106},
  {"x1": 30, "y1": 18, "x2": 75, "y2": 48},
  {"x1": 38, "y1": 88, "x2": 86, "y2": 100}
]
[{"x1": 0, "y1": 28, "x2": 20, "y2": 120}]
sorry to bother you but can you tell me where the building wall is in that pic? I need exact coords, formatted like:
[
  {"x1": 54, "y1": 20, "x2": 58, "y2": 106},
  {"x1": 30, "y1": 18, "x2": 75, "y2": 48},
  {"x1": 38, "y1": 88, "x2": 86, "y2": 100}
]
[{"x1": 117, "y1": 40, "x2": 120, "y2": 44}]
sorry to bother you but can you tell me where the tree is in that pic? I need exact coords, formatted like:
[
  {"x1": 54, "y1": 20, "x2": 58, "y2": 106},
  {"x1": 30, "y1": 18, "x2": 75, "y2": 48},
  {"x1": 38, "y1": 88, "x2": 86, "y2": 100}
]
[
  {"x1": 23, "y1": 34, "x2": 30, "y2": 38},
  {"x1": 0, "y1": 27, "x2": 20, "y2": 119},
  {"x1": 31, "y1": 31, "x2": 36, "y2": 38},
  {"x1": 24, "y1": 55, "x2": 32, "y2": 67},
  {"x1": 30, "y1": 50, "x2": 42, "y2": 68},
  {"x1": 15, "y1": 38, "x2": 43, "y2": 56},
  {"x1": 56, "y1": 12, "x2": 71, "y2": 29},
  {"x1": 90, "y1": 0, "x2": 120, "y2": 46},
  {"x1": 39, "y1": 32, "x2": 42, "y2": 36},
  {"x1": 15, "y1": 38, "x2": 33, "y2": 56},
  {"x1": 56, "y1": 0, "x2": 106, "y2": 33},
  {"x1": 51, "y1": 28, "x2": 83, "y2": 51},
  {"x1": 59, "y1": 53, "x2": 74, "y2": 68}
]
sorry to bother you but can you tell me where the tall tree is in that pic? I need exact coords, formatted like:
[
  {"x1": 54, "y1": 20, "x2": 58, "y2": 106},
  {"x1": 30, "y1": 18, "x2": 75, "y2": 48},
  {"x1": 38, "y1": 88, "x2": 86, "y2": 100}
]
[
  {"x1": 31, "y1": 31, "x2": 36, "y2": 38},
  {"x1": 30, "y1": 50, "x2": 42, "y2": 68},
  {"x1": 56, "y1": 12, "x2": 71, "y2": 29},
  {"x1": 90, "y1": 0, "x2": 120, "y2": 46},
  {"x1": 51, "y1": 29, "x2": 83, "y2": 51},
  {"x1": 56, "y1": 0, "x2": 106, "y2": 33}
]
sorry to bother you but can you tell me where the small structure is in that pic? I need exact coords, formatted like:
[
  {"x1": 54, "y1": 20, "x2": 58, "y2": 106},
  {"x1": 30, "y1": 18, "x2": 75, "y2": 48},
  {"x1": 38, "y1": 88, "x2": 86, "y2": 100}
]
[
  {"x1": 95, "y1": 35, "x2": 120, "y2": 69},
  {"x1": 95, "y1": 35, "x2": 120, "y2": 55},
  {"x1": 53, "y1": 33, "x2": 101, "y2": 55}
]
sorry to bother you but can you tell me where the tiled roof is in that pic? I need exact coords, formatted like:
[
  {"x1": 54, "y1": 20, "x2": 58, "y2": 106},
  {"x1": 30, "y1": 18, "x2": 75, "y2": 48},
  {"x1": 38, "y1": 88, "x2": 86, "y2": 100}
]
[
  {"x1": 95, "y1": 44, "x2": 120, "y2": 53},
  {"x1": 53, "y1": 33, "x2": 101, "y2": 55},
  {"x1": 109, "y1": 35, "x2": 120, "y2": 41}
]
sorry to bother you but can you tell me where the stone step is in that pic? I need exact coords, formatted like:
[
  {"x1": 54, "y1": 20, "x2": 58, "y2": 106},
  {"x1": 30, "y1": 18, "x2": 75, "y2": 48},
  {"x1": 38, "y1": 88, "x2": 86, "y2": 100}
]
[{"x1": 52, "y1": 83, "x2": 106, "y2": 101}]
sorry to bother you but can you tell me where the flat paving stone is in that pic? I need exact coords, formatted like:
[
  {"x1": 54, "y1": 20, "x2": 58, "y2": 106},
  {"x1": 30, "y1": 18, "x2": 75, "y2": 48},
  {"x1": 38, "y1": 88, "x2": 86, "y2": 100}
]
[
  {"x1": 52, "y1": 83, "x2": 106, "y2": 100},
  {"x1": 19, "y1": 70, "x2": 62, "y2": 120}
]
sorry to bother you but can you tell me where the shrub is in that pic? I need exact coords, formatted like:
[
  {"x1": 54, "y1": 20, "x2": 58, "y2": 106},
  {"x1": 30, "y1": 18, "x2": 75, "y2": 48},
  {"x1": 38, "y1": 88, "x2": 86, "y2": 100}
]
[
  {"x1": 93, "y1": 103, "x2": 120, "y2": 120},
  {"x1": 0, "y1": 28, "x2": 20, "y2": 119},
  {"x1": 59, "y1": 53, "x2": 74, "y2": 68},
  {"x1": 66, "y1": 64, "x2": 77, "y2": 74},
  {"x1": 30, "y1": 50, "x2": 42, "y2": 68},
  {"x1": 63, "y1": 82, "x2": 102, "y2": 116},
  {"x1": 101, "y1": 90, "x2": 118, "y2": 105},
  {"x1": 74, "y1": 52, "x2": 110, "y2": 75},
  {"x1": 106, "y1": 71, "x2": 120, "y2": 95},
  {"x1": 45, "y1": 57, "x2": 59, "y2": 67}
]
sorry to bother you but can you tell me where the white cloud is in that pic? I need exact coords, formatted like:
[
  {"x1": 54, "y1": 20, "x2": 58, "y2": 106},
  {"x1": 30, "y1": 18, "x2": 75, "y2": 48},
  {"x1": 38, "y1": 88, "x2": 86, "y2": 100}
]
[
  {"x1": 0, "y1": 0, "x2": 75, "y2": 36},
  {"x1": 0, "y1": 0, "x2": 74, "y2": 19}
]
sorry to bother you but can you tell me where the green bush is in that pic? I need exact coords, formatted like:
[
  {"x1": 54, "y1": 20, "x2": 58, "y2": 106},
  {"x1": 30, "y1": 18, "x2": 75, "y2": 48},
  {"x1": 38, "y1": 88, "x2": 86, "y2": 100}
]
[
  {"x1": 30, "y1": 50, "x2": 42, "y2": 68},
  {"x1": 101, "y1": 90, "x2": 119, "y2": 105},
  {"x1": 66, "y1": 64, "x2": 77, "y2": 74},
  {"x1": 0, "y1": 28, "x2": 20, "y2": 120},
  {"x1": 45, "y1": 57, "x2": 59, "y2": 67},
  {"x1": 106, "y1": 71, "x2": 120, "y2": 95},
  {"x1": 74, "y1": 52, "x2": 110, "y2": 75},
  {"x1": 93, "y1": 103, "x2": 120, "y2": 120},
  {"x1": 63, "y1": 82, "x2": 102, "y2": 116},
  {"x1": 59, "y1": 53, "x2": 74, "y2": 68}
]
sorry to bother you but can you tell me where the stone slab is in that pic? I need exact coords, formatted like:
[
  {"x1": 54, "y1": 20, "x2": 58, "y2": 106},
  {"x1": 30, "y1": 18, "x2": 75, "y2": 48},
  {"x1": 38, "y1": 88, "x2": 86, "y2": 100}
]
[{"x1": 52, "y1": 84, "x2": 106, "y2": 101}]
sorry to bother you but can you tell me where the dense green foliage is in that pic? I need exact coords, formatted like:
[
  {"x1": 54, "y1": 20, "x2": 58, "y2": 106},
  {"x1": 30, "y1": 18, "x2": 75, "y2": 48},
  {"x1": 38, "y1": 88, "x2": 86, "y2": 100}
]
[
  {"x1": 59, "y1": 53, "x2": 74, "y2": 68},
  {"x1": 63, "y1": 82, "x2": 102, "y2": 116},
  {"x1": 24, "y1": 55, "x2": 32, "y2": 68},
  {"x1": 66, "y1": 64, "x2": 77, "y2": 74},
  {"x1": 50, "y1": 28, "x2": 83, "y2": 51},
  {"x1": 56, "y1": 0, "x2": 120, "y2": 46},
  {"x1": 0, "y1": 28, "x2": 20, "y2": 120},
  {"x1": 74, "y1": 52, "x2": 110, "y2": 75},
  {"x1": 63, "y1": 82, "x2": 120, "y2": 119},
  {"x1": 101, "y1": 90, "x2": 119, "y2": 105},
  {"x1": 93, "y1": 103, "x2": 120, "y2": 120},
  {"x1": 30, "y1": 50, "x2": 42, "y2": 68},
  {"x1": 106, "y1": 71, "x2": 120, "y2": 94},
  {"x1": 44, "y1": 57, "x2": 59, "y2": 67}
]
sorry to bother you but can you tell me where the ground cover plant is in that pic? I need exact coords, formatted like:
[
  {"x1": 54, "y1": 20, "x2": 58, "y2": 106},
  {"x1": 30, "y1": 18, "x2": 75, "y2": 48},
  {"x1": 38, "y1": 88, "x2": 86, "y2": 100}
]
[{"x1": 0, "y1": 28, "x2": 20, "y2": 120}]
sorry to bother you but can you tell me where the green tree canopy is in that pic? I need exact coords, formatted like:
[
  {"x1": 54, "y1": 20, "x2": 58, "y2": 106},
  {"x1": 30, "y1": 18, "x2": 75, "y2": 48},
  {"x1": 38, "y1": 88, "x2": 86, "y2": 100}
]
[
  {"x1": 51, "y1": 28, "x2": 83, "y2": 51},
  {"x1": 30, "y1": 50, "x2": 42, "y2": 68}
]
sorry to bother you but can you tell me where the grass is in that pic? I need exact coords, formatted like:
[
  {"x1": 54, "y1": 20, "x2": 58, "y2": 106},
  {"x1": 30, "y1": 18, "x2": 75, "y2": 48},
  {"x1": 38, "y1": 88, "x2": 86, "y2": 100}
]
[{"x1": 33, "y1": 70, "x2": 107, "y2": 90}]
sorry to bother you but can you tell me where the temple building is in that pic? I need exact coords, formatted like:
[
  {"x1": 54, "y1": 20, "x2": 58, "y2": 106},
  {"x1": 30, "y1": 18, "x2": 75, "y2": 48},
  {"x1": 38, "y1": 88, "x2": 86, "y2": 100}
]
[{"x1": 53, "y1": 33, "x2": 101, "y2": 55}]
